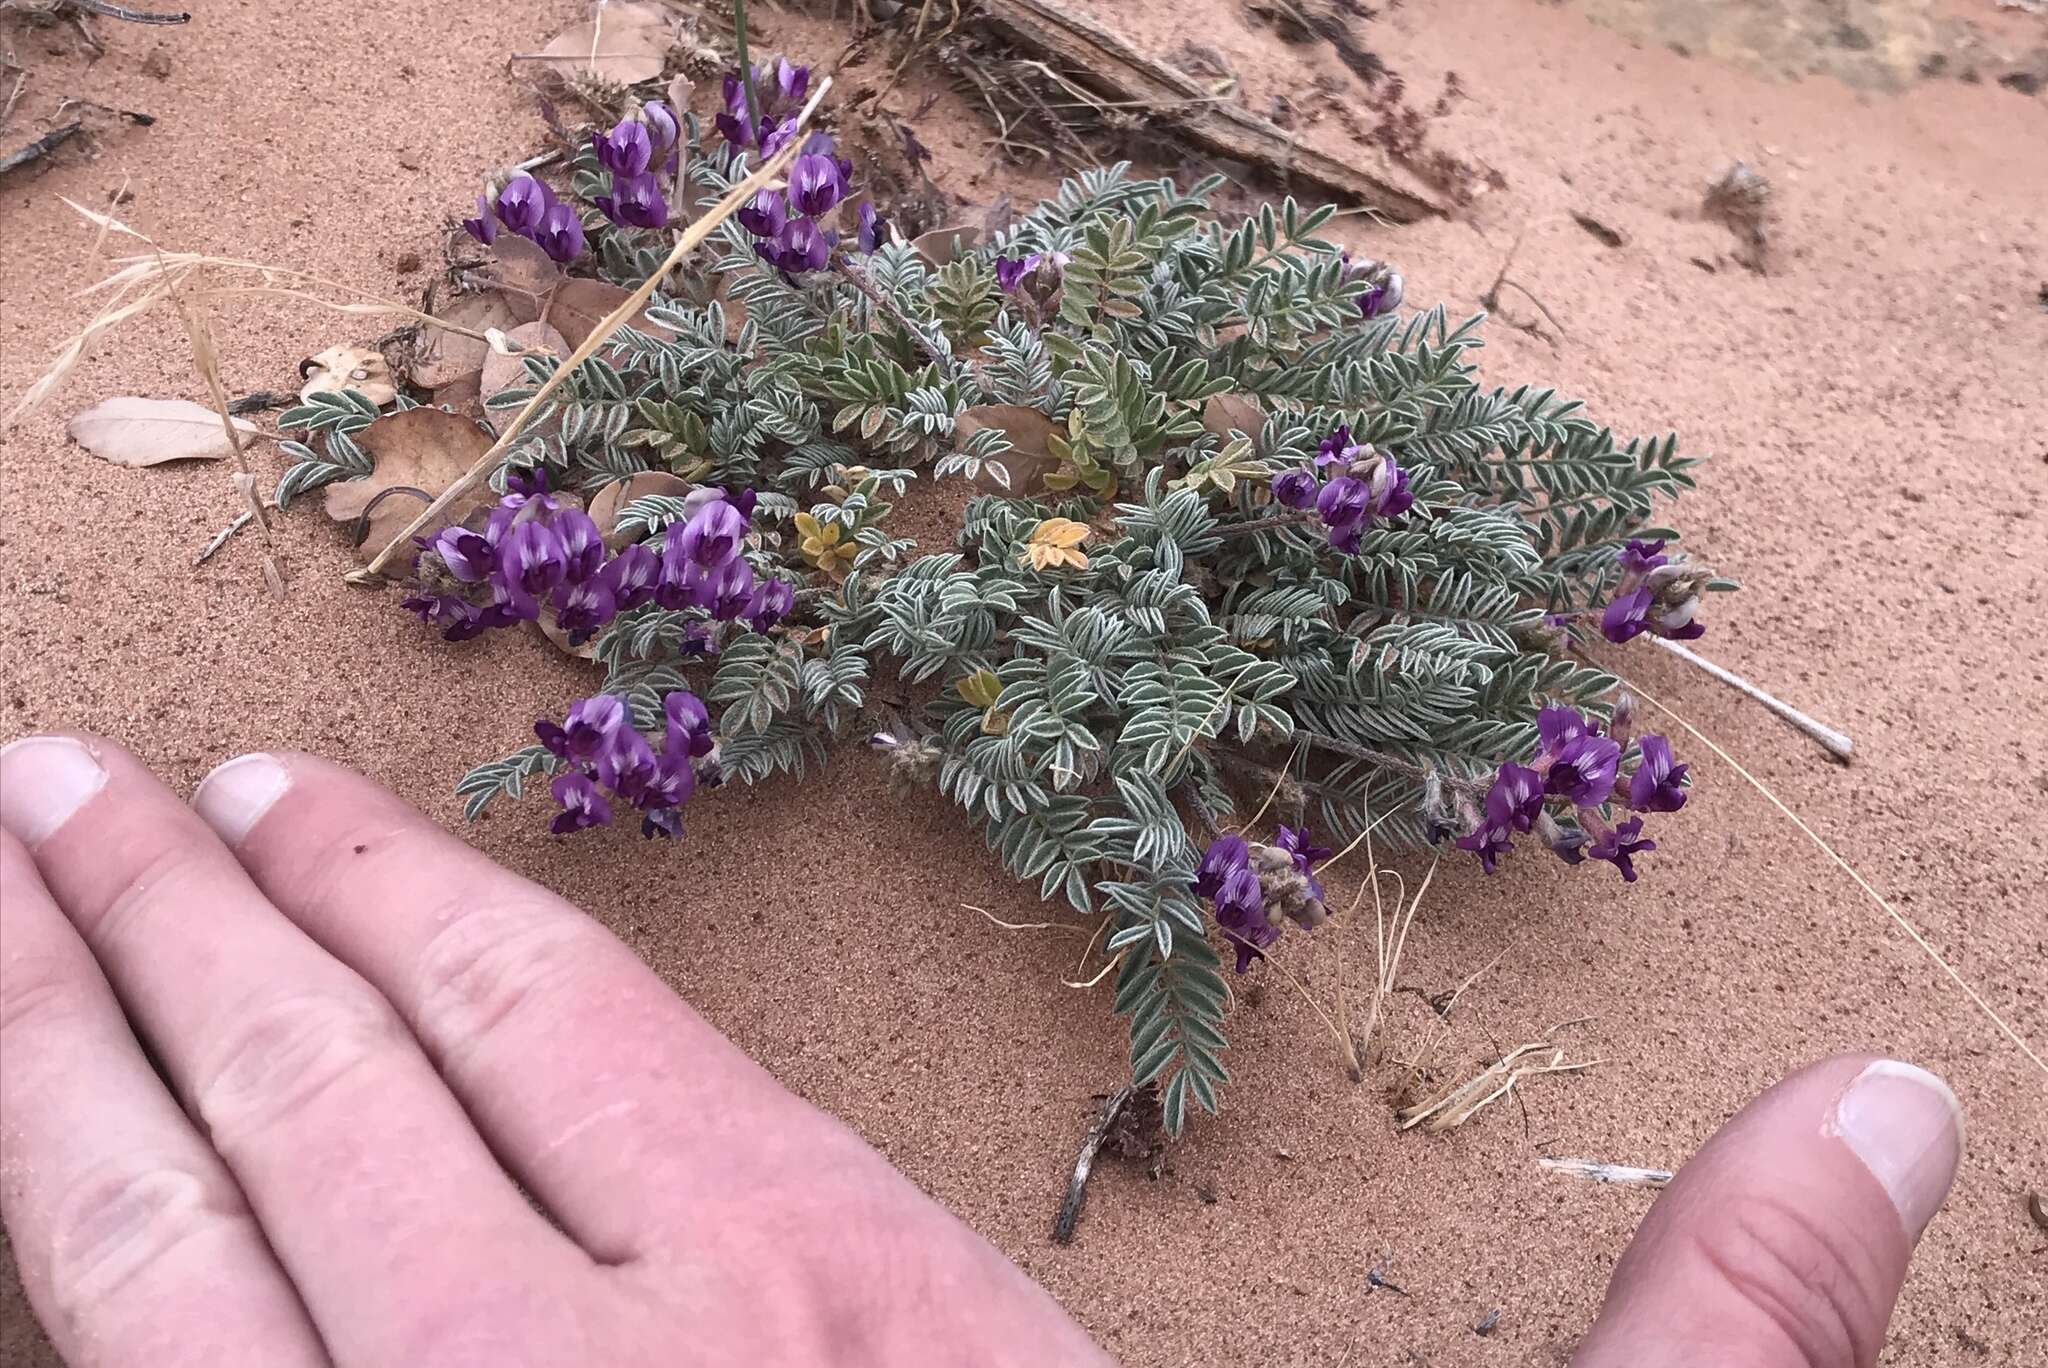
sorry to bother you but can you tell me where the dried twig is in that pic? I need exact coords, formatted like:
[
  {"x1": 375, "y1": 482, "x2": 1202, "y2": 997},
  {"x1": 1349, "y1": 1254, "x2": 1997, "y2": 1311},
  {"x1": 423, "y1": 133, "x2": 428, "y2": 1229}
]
[
  {"x1": 195, "y1": 509, "x2": 253, "y2": 565},
  {"x1": 1051, "y1": 1084, "x2": 1133, "y2": 1244},
  {"x1": 348, "y1": 79, "x2": 832, "y2": 583},
  {"x1": 0, "y1": 121, "x2": 81, "y2": 176},
  {"x1": 70, "y1": 0, "x2": 191, "y2": 22},
  {"x1": 1648, "y1": 636, "x2": 1853, "y2": 761},
  {"x1": 966, "y1": 0, "x2": 1442, "y2": 219}
]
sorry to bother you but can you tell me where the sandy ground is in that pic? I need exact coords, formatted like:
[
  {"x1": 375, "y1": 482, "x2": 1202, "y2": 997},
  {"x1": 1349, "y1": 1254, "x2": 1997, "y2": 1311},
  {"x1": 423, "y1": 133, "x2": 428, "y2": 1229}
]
[{"x1": 2, "y1": 0, "x2": 2044, "y2": 1363}]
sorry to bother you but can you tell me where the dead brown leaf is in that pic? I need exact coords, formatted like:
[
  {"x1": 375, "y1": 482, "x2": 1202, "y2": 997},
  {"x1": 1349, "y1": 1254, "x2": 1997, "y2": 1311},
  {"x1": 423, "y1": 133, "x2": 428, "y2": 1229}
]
[
  {"x1": 1201, "y1": 393, "x2": 1266, "y2": 443},
  {"x1": 298, "y1": 345, "x2": 396, "y2": 407},
  {"x1": 588, "y1": 470, "x2": 691, "y2": 550},
  {"x1": 481, "y1": 321, "x2": 572, "y2": 411},
  {"x1": 547, "y1": 278, "x2": 679, "y2": 351},
  {"x1": 411, "y1": 291, "x2": 524, "y2": 389},
  {"x1": 534, "y1": 1, "x2": 671, "y2": 84},
  {"x1": 956, "y1": 403, "x2": 1062, "y2": 494},
  {"x1": 912, "y1": 223, "x2": 982, "y2": 265},
  {"x1": 484, "y1": 233, "x2": 560, "y2": 318},
  {"x1": 322, "y1": 407, "x2": 495, "y2": 562},
  {"x1": 67, "y1": 396, "x2": 259, "y2": 467}
]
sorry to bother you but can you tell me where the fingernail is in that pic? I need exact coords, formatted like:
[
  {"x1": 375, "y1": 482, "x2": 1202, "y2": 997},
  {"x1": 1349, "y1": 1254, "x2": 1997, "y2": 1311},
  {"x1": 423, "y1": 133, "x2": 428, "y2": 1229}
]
[
  {"x1": 193, "y1": 753, "x2": 292, "y2": 847},
  {"x1": 0, "y1": 736, "x2": 109, "y2": 846},
  {"x1": 1828, "y1": 1059, "x2": 1964, "y2": 1239}
]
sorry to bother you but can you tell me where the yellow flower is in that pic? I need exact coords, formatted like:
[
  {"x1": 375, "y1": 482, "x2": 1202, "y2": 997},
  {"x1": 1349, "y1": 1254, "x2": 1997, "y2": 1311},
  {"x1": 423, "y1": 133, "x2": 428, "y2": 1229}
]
[
  {"x1": 794, "y1": 511, "x2": 860, "y2": 580},
  {"x1": 1020, "y1": 517, "x2": 1091, "y2": 572}
]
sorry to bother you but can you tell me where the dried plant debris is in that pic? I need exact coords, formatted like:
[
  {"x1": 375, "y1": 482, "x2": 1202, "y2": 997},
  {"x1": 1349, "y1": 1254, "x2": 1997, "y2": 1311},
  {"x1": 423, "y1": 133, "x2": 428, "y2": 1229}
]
[
  {"x1": 1703, "y1": 161, "x2": 1773, "y2": 272},
  {"x1": 322, "y1": 406, "x2": 494, "y2": 559},
  {"x1": 299, "y1": 346, "x2": 396, "y2": 407},
  {"x1": 1051, "y1": 1083, "x2": 1163, "y2": 1244},
  {"x1": 527, "y1": 0, "x2": 673, "y2": 85},
  {"x1": 1245, "y1": 0, "x2": 1389, "y2": 86},
  {"x1": 1539, "y1": 1156, "x2": 1674, "y2": 1187},
  {"x1": 67, "y1": 395, "x2": 257, "y2": 466},
  {"x1": 1396, "y1": 1041, "x2": 1598, "y2": 1132},
  {"x1": 2029, "y1": 1190, "x2": 2048, "y2": 1233},
  {"x1": 938, "y1": 0, "x2": 1444, "y2": 219}
]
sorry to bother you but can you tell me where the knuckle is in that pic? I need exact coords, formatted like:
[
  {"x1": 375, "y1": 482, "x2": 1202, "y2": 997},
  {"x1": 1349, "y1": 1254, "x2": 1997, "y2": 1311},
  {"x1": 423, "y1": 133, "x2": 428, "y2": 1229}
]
[
  {"x1": 412, "y1": 896, "x2": 601, "y2": 1071},
  {"x1": 0, "y1": 950, "x2": 89, "y2": 1038},
  {"x1": 45, "y1": 1156, "x2": 246, "y2": 1324},
  {"x1": 1686, "y1": 1190, "x2": 1888, "y2": 1368},
  {"x1": 195, "y1": 987, "x2": 410, "y2": 1150}
]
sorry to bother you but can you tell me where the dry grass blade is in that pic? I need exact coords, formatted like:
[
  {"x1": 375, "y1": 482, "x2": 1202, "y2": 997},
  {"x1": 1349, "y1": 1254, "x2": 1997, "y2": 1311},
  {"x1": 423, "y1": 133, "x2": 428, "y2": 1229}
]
[
  {"x1": 1615, "y1": 671, "x2": 2048, "y2": 1080},
  {"x1": 1539, "y1": 1156, "x2": 1673, "y2": 1187},
  {"x1": 1396, "y1": 1039, "x2": 1598, "y2": 1133},
  {"x1": 348, "y1": 77, "x2": 833, "y2": 583},
  {"x1": 9, "y1": 198, "x2": 508, "y2": 428}
]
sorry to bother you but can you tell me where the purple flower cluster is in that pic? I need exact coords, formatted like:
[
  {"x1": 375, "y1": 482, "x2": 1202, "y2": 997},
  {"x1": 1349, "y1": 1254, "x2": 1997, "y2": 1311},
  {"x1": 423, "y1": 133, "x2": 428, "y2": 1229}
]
[
  {"x1": 1193, "y1": 825, "x2": 1335, "y2": 972},
  {"x1": 590, "y1": 103, "x2": 681, "y2": 231},
  {"x1": 1270, "y1": 424, "x2": 1416, "y2": 553},
  {"x1": 736, "y1": 129, "x2": 868, "y2": 275},
  {"x1": 1600, "y1": 538, "x2": 1709, "y2": 645},
  {"x1": 403, "y1": 471, "x2": 793, "y2": 644},
  {"x1": 536, "y1": 690, "x2": 718, "y2": 839},
  {"x1": 715, "y1": 56, "x2": 809, "y2": 153},
  {"x1": 991, "y1": 249, "x2": 1069, "y2": 318},
  {"x1": 465, "y1": 173, "x2": 586, "y2": 264},
  {"x1": 1452, "y1": 703, "x2": 1690, "y2": 882}
]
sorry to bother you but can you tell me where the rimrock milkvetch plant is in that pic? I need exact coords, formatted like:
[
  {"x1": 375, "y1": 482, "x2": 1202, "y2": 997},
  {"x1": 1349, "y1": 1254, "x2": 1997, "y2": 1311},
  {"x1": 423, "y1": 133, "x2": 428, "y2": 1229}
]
[{"x1": 272, "y1": 49, "x2": 1730, "y2": 1135}]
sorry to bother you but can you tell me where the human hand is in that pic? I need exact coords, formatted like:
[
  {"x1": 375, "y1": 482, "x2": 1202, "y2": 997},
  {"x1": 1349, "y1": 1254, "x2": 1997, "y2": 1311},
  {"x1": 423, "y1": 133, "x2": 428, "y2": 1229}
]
[{"x1": 0, "y1": 736, "x2": 1962, "y2": 1367}]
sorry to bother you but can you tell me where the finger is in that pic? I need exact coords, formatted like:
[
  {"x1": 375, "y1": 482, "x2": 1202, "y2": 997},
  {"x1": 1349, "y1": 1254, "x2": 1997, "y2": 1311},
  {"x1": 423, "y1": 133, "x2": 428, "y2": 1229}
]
[
  {"x1": 0, "y1": 735, "x2": 581, "y2": 1362},
  {"x1": 1575, "y1": 1053, "x2": 1963, "y2": 1368},
  {"x1": 0, "y1": 829, "x2": 327, "y2": 1368},
  {"x1": 190, "y1": 750, "x2": 875, "y2": 1263}
]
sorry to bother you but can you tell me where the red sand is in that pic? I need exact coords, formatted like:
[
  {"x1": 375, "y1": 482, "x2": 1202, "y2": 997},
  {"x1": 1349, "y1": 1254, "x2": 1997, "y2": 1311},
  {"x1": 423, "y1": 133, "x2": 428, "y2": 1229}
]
[{"x1": 2, "y1": 1, "x2": 2044, "y2": 1362}]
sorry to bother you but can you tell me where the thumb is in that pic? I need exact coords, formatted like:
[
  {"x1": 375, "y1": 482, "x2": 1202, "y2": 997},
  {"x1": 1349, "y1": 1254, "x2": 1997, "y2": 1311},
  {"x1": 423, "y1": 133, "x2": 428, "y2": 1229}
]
[{"x1": 1575, "y1": 1054, "x2": 1963, "y2": 1368}]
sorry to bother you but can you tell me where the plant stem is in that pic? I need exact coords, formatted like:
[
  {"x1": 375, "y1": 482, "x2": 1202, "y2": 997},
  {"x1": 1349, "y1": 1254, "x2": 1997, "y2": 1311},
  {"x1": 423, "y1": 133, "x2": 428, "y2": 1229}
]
[
  {"x1": 731, "y1": 0, "x2": 761, "y2": 134},
  {"x1": 1296, "y1": 730, "x2": 1489, "y2": 791}
]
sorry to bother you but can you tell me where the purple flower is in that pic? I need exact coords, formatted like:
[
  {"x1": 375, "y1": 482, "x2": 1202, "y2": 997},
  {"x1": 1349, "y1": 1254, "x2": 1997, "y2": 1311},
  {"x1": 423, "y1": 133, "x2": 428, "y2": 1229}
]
[
  {"x1": 551, "y1": 507, "x2": 606, "y2": 583},
  {"x1": 506, "y1": 465, "x2": 554, "y2": 500},
  {"x1": 1536, "y1": 705, "x2": 1590, "y2": 752},
  {"x1": 1315, "y1": 424, "x2": 1358, "y2": 467},
  {"x1": 1547, "y1": 733, "x2": 1621, "y2": 807},
  {"x1": 596, "y1": 727, "x2": 662, "y2": 803},
  {"x1": 494, "y1": 174, "x2": 552, "y2": 236},
  {"x1": 769, "y1": 55, "x2": 810, "y2": 109},
  {"x1": 463, "y1": 193, "x2": 498, "y2": 245},
  {"x1": 1588, "y1": 815, "x2": 1655, "y2": 882},
  {"x1": 1273, "y1": 825, "x2": 1333, "y2": 874},
  {"x1": 1362, "y1": 454, "x2": 1414, "y2": 520},
  {"x1": 1483, "y1": 762, "x2": 1545, "y2": 833},
  {"x1": 500, "y1": 520, "x2": 567, "y2": 598},
  {"x1": 1193, "y1": 833, "x2": 1251, "y2": 900},
  {"x1": 1341, "y1": 253, "x2": 1405, "y2": 319},
  {"x1": 737, "y1": 189, "x2": 788, "y2": 239},
  {"x1": 663, "y1": 690, "x2": 715, "y2": 759},
  {"x1": 549, "y1": 772, "x2": 612, "y2": 834},
  {"x1": 772, "y1": 217, "x2": 832, "y2": 274},
  {"x1": 592, "y1": 120, "x2": 653, "y2": 178},
  {"x1": 1626, "y1": 734, "x2": 1689, "y2": 812},
  {"x1": 432, "y1": 527, "x2": 495, "y2": 582},
  {"x1": 743, "y1": 577, "x2": 794, "y2": 633},
  {"x1": 1620, "y1": 538, "x2": 1668, "y2": 575},
  {"x1": 535, "y1": 694, "x2": 630, "y2": 766},
  {"x1": 671, "y1": 498, "x2": 746, "y2": 571},
  {"x1": 787, "y1": 136, "x2": 849, "y2": 217},
  {"x1": 642, "y1": 101, "x2": 679, "y2": 152},
  {"x1": 401, "y1": 591, "x2": 470, "y2": 634},
  {"x1": 1271, "y1": 465, "x2": 1319, "y2": 509},
  {"x1": 759, "y1": 116, "x2": 800, "y2": 158},
  {"x1": 703, "y1": 556, "x2": 756, "y2": 621},
  {"x1": 1213, "y1": 868, "x2": 1277, "y2": 972},
  {"x1": 1327, "y1": 520, "x2": 1364, "y2": 556},
  {"x1": 994, "y1": 253, "x2": 1037, "y2": 293},
  {"x1": 533, "y1": 203, "x2": 585, "y2": 263},
  {"x1": 551, "y1": 578, "x2": 617, "y2": 641},
  {"x1": 597, "y1": 542, "x2": 660, "y2": 610},
  {"x1": 1455, "y1": 821, "x2": 1513, "y2": 874},
  {"x1": 597, "y1": 173, "x2": 669, "y2": 230},
  {"x1": 857, "y1": 201, "x2": 887, "y2": 254},
  {"x1": 1316, "y1": 475, "x2": 1368, "y2": 528},
  {"x1": 1601, "y1": 586, "x2": 1653, "y2": 644}
]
